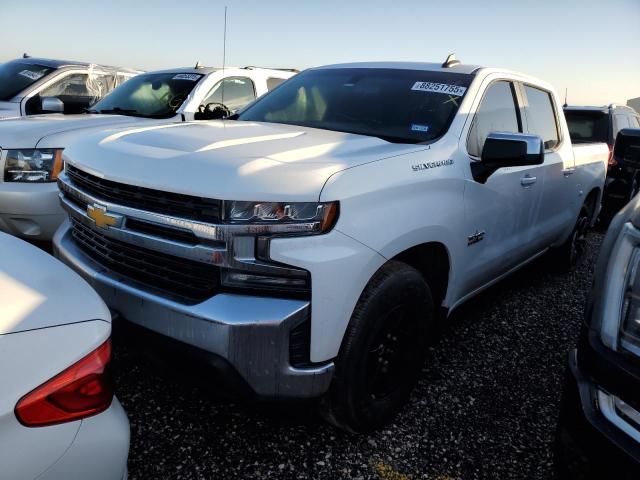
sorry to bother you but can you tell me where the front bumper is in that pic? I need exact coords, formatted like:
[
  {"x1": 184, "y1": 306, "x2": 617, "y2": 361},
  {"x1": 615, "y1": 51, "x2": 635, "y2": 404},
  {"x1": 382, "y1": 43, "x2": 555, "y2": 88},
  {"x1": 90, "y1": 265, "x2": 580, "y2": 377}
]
[
  {"x1": 53, "y1": 221, "x2": 334, "y2": 399},
  {"x1": 0, "y1": 181, "x2": 64, "y2": 240},
  {"x1": 556, "y1": 329, "x2": 640, "y2": 478}
]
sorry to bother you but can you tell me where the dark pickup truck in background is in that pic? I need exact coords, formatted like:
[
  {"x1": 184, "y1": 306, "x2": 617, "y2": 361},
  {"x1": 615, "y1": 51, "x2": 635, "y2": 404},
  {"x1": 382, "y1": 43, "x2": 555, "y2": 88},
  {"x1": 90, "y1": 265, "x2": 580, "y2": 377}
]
[{"x1": 564, "y1": 105, "x2": 640, "y2": 223}]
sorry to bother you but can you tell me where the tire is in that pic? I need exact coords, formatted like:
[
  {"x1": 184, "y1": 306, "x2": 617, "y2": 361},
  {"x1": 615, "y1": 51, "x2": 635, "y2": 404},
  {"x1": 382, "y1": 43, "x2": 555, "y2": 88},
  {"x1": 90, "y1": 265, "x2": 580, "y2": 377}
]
[
  {"x1": 320, "y1": 261, "x2": 434, "y2": 433},
  {"x1": 552, "y1": 204, "x2": 591, "y2": 271}
]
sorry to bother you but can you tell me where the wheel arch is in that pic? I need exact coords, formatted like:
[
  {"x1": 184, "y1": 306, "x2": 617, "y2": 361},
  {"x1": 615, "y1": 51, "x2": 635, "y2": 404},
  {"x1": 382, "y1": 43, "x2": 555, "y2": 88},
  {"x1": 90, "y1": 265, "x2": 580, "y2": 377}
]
[
  {"x1": 585, "y1": 187, "x2": 601, "y2": 224},
  {"x1": 390, "y1": 241, "x2": 451, "y2": 310}
]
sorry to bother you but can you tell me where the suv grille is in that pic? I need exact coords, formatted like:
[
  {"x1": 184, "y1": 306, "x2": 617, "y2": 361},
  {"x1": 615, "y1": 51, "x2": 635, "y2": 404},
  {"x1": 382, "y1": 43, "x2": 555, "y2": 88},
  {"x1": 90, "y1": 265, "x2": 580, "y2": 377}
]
[
  {"x1": 70, "y1": 220, "x2": 219, "y2": 303},
  {"x1": 66, "y1": 164, "x2": 222, "y2": 223}
]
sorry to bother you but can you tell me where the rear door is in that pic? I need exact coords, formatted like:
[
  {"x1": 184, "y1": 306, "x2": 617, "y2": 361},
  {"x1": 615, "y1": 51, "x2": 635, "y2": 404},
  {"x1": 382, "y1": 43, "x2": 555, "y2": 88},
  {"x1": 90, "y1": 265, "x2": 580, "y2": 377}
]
[
  {"x1": 520, "y1": 84, "x2": 572, "y2": 248},
  {"x1": 460, "y1": 79, "x2": 544, "y2": 294}
]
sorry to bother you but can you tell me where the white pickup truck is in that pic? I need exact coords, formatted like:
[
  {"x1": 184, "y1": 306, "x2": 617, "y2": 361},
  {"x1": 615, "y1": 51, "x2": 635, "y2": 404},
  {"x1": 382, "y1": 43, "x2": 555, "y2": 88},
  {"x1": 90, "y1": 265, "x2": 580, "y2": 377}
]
[
  {"x1": 53, "y1": 59, "x2": 608, "y2": 432},
  {"x1": 0, "y1": 65, "x2": 295, "y2": 240},
  {"x1": 0, "y1": 56, "x2": 139, "y2": 119}
]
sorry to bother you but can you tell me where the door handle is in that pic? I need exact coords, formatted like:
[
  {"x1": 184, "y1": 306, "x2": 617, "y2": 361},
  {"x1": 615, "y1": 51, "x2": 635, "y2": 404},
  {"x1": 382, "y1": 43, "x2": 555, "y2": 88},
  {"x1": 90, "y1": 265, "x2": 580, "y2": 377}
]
[
  {"x1": 563, "y1": 168, "x2": 576, "y2": 177},
  {"x1": 520, "y1": 175, "x2": 537, "y2": 187}
]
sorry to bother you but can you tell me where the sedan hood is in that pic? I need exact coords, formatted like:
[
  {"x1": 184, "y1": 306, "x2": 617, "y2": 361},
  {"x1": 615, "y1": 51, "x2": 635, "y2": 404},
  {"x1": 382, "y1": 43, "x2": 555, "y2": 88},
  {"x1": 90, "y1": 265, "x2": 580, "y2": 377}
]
[
  {"x1": 0, "y1": 232, "x2": 110, "y2": 335},
  {"x1": 64, "y1": 120, "x2": 427, "y2": 201},
  {"x1": 0, "y1": 113, "x2": 151, "y2": 149}
]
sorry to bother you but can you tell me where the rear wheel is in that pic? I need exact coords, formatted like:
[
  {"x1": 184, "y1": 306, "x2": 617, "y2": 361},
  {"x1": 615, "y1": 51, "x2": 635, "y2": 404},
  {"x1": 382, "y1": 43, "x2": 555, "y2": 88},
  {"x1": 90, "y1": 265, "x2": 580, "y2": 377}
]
[
  {"x1": 552, "y1": 204, "x2": 591, "y2": 271},
  {"x1": 320, "y1": 261, "x2": 434, "y2": 433}
]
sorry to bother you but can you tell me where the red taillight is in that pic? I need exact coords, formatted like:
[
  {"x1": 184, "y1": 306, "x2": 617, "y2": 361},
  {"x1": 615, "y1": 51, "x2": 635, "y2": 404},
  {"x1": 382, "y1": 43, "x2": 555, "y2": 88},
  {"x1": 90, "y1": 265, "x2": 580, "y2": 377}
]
[
  {"x1": 15, "y1": 339, "x2": 113, "y2": 427},
  {"x1": 608, "y1": 145, "x2": 617, "y2": 168}
]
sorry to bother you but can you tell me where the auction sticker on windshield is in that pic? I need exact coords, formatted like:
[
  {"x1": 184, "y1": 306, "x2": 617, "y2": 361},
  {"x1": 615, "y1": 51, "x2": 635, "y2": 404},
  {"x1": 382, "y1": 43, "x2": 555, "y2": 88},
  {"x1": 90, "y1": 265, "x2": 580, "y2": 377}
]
[
  {"x1": 411, "y1": 82, "x2": 467, "y2": 96},
  {"x1": 19, "y1": 70, "x2": 45, "y2": 81},
  {"x1": 172, "y1": 73, "x2": 201, "y2": 81}
]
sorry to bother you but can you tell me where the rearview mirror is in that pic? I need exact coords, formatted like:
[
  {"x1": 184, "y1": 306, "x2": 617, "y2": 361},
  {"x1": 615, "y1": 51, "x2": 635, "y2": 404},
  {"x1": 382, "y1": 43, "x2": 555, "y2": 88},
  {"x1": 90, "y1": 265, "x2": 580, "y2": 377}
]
[
  {"x1": 41, "y1": 97, "x2": 64, "y2": 113},
  {"x1": 472, "y1": 132, "x2": 544, "y2": 183},
  {"x1": 614, "y1": 128, "x2": 640, "y2": 169}
]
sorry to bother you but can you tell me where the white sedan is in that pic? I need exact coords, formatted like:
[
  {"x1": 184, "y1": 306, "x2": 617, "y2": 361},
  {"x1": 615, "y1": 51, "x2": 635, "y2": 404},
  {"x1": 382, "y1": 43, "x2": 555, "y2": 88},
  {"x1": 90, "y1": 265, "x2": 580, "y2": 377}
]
[{"x1": 0, "y1": 232, "x2": 129, "y2": 480}]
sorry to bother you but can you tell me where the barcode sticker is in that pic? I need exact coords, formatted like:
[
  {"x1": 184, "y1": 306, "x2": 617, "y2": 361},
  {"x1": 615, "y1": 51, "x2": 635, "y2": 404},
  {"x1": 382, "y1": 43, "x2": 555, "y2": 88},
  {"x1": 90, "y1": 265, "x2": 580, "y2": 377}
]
[
  {"x1": 411, "y1": 82, "x2": 467, "y2": 96},
  {"x1": 19, "y1": 70, "x2": 45, "y2": 81},
  {"x1": 173, "y1": 73, "x2": 201, "y2": 81}
]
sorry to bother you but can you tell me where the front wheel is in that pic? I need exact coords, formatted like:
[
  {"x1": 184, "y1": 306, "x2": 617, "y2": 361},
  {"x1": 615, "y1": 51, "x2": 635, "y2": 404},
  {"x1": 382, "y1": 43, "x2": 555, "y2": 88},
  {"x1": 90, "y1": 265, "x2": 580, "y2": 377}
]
[{"x1": 320, "y1": 261, "x2": 434, "y2": 433}]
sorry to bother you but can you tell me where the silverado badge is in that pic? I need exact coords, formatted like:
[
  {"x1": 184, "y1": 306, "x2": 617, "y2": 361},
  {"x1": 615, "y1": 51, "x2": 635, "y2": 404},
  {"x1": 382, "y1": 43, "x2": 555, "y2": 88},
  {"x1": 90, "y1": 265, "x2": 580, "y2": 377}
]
[{"x1": 87, "y1": 203, "x2": 120, "y2": 229}]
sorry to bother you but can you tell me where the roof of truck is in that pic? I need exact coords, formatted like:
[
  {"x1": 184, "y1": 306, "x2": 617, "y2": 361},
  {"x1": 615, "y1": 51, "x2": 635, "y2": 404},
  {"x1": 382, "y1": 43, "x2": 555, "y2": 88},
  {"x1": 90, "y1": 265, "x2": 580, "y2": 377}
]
[
  {"x1": 12, "y1": 57, "x2": 134, "y2": 71},
  {"x1": 564, "y1": 104, "x2": 637, "y2": 114},
  {"x1": 142, "y1": 66, "x2": 297, "y2": 76},
  {"x1": 314, "y1": 61, "x2": 483, "y2": 75}
]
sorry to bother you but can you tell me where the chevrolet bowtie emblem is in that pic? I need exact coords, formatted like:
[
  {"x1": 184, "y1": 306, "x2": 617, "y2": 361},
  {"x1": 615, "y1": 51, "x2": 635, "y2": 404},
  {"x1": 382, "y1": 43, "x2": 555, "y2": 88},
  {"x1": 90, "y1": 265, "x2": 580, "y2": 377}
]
[{"x1": 87, "y1": 203, "x2": 119, "y2": 229}]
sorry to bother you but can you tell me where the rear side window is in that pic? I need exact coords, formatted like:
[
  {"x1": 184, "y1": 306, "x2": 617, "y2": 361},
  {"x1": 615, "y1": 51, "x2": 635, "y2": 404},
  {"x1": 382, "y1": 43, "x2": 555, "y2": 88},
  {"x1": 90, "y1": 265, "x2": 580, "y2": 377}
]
[
  {"x1": 523, "y1": 85, "x2": 560, "y2": 150},
  {"x1": 564, "y1": 110, "x2": 609, "y2": 144},
  {"x1": 467, "y1": 81, "x2": 520, "y2": 157},
  {"x1": 266, "y1": 77, "x2": 286, "y2": 91}
]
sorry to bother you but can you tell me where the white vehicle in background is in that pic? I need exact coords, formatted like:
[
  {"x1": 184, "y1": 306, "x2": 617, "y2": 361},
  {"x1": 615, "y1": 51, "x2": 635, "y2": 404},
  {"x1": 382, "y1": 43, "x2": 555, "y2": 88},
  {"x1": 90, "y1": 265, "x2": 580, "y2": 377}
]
[
  {"x1": 54, "y1": 57, "x2": 608, "y2": 432},
  {"x1": 0, "y1": 232, "x2": 129, "y2": 479},
  {"x1": 0, "y1": 65, "x2": 296, "y2": 240},
  {"x1": 0, "y1": 56, "x2": 139, "y2": 119}
]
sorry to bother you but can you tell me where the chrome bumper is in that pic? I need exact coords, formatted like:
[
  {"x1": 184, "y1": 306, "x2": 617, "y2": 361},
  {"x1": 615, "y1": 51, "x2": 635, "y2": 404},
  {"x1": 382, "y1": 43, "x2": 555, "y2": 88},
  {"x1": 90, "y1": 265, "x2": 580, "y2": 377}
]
[{"x1": 53, "y1": 221, "x2": 333, "y2": 398}]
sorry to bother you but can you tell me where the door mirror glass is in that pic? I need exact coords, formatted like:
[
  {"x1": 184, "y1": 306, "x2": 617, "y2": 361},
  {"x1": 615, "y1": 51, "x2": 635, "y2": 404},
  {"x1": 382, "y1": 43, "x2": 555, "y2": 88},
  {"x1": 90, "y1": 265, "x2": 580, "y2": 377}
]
[
  {"x1": 614, "y1": 128, "x2": 640, "y2": 169},
  {"x1": 41, "y1": 96, "x2": 64, "y2": 113},
  {"x1": 472, "y1": 132, "x2": 544, "y2": 183}
]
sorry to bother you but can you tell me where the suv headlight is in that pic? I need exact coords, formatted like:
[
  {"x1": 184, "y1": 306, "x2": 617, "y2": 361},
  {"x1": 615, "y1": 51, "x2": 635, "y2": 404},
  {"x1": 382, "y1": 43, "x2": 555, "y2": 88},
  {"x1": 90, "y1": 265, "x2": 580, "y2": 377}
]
[
  {"x1": 223, "y1": 200, "x2": 339, "y2": 234},
  {"x1": 4, "y1": 149, "x2": 63, "y2": 183},
  {"x1": 600, "y1": 223, "x2": 640, "y2": 355}
]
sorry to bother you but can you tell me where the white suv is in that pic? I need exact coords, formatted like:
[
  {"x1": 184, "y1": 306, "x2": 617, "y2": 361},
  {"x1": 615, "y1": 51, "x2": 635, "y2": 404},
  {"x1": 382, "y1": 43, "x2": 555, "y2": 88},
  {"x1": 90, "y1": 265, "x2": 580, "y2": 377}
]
[{"x1": 0, "y1": 65, "x2": 295, "y2": 240}]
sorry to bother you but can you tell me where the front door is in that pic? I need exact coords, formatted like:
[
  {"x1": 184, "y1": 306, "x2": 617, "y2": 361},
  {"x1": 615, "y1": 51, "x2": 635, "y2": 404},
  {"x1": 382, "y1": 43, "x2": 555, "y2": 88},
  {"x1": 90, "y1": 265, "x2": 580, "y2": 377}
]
[{"x1": 458, "y1": 80, "x2": 545, "y2": 297}]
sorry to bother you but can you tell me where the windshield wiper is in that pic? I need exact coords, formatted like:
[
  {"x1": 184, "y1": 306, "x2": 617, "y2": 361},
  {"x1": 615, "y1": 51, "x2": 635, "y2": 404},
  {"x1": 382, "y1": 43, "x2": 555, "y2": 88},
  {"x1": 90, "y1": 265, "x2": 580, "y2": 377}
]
[
  {"x1": 373, "y1": 134, "x2": 421, "y2": 144},
  {"x1": 94, "y1": 107, "x2": 144, "y2": 117}
]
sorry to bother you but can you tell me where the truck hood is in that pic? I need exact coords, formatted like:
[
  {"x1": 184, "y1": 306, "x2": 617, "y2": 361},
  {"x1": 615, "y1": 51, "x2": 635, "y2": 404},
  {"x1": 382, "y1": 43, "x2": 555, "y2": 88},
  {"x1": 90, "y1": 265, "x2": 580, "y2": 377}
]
[
  {"x1": 0, "y1": 113, "x2": 152, "y2": 149},
  {"x1": 0, "y1": 232, "x2": 110, "y2": 335},
  {"x1": 65, "y1": 120, "x2": 427, "y2": 201}
]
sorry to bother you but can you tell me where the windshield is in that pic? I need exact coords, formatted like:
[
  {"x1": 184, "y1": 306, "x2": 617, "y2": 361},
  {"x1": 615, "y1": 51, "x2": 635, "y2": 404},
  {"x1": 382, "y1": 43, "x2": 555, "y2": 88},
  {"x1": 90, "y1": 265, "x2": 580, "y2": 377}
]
[
  {"x1": 237, "y1": 68, "x2": 473, "y2": 143},
  {"x1": 564, "y1": 110, "x2": 610, "y2": 144},
  {"x1": 0, "y1": 61, "x2": 56, "y2": 101},
  {"x1": 89, "y1": 72, "x2": 204, "y2": 118}
]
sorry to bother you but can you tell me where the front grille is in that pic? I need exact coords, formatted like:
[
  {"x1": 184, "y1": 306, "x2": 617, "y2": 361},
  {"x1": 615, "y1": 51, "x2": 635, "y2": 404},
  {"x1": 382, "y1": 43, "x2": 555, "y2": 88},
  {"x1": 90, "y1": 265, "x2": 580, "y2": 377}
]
[
  {"x1": 65, "y1": 164, "x2": 222, "y2": 223},
  {"x1": 71, "y1": 220, "x2": 219, "y2": 303}
]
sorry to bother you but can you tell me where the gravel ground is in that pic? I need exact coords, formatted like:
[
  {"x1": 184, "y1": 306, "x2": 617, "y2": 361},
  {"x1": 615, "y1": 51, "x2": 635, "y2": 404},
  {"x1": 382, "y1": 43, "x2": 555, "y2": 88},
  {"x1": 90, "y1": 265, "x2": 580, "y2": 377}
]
[{"x1": 113, "y1": 233, "x2": 602, "y2": 480}]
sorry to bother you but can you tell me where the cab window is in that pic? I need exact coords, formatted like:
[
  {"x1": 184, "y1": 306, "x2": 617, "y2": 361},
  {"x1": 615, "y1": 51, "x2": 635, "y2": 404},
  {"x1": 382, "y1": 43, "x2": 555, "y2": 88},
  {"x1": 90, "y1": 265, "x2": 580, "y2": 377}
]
[
  {"x1": 25, "y1": 73, "x2": 96, "y2": 115},
  {"x1": 202, "y1": 77, "x2": 256, "y2": 112},
  {"x1": 267, "y1": 77, "x2": 286, "y2": 91},
  {"x1": 467, "y1": 81, "x2": 521, "y2": 157},
  {"x1": 523, "y1": 85, "x2": 560, "y2": 150}
]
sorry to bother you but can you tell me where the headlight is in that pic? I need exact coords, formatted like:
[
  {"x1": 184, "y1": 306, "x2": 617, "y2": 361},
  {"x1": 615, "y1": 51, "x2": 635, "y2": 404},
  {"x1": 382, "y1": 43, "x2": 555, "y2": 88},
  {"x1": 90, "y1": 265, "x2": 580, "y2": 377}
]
[
  {"x1": 620, "y1": 248, "x2": 640, "y2": 354},
  {"x1": 223, "y1": 200, "x2": 338, "y2": 234},
  {"x1": 599, "y1": 223, "x2": 640, "y2": 355},
  {"x1": 4, "y1": 149, "x2": 63, "y2": 183}
]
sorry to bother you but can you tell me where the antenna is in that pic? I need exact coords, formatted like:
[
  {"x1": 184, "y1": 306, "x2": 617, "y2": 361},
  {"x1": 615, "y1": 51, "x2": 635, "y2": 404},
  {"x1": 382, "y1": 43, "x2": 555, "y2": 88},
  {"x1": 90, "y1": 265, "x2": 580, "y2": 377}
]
[
  {"x1": 564, "y1": 88, "x2": 568, "y2": 108},
  {"x1": 221, "y1": 5, "x2": 228, "y2": 107},
  {"x1": 442, "y1": 53, "x2": 461, "y2": 68}
]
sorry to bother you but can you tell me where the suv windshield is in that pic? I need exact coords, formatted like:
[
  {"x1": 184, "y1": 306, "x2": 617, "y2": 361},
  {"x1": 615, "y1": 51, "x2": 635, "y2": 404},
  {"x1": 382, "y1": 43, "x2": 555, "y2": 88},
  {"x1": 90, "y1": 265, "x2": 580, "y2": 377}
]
[
  {"x1": 89, "y1": 72, "x2": 204, "y2": 118},
  {"x1": 237, "y1": 68, "x2": 473, "y2": 144},
  {"x1": 0, "y1": 61, "x2": 56, "y2": 101},
  {"x1": 564, "y1": 110, "x2": 610, "y2": 144}
]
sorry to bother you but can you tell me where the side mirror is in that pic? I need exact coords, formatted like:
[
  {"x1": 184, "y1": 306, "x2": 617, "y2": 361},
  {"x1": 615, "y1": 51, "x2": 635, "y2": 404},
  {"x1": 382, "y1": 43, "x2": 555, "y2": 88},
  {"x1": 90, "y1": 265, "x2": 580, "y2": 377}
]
[
  {"x1": 472, "y1": 132, "x2": 544, "y2": 183},
  {"x1": 614, "y1": 128, "x2": 640, "y2": 169},
  {"x1": 41, "y1": 97, "x2": 64, "y2": 113}
]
